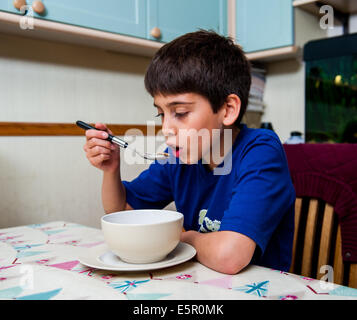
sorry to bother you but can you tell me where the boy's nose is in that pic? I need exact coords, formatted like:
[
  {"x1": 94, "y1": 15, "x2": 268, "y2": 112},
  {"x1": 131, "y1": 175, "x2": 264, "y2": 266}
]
[{"x1": 161, "y1": 119, "x2": 176, "y2": 138}]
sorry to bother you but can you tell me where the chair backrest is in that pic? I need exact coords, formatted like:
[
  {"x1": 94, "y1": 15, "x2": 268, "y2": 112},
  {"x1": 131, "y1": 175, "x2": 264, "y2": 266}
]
[{"x1": 290, "y1": 197, "x2": 357, "y2": 289}]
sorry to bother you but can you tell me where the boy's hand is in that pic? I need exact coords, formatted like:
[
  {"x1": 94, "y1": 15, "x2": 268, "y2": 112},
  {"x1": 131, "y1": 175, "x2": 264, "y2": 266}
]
[{"x1": 83, "y1": 123, "x2": 120, "y2": 173}]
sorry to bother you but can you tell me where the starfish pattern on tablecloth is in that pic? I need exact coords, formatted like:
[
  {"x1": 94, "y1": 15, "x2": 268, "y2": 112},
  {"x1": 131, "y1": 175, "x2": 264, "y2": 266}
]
[
  {"x1": 108, "y1": 279, "x2": 150, "y2": 293},
  {"x1": 233, "y1": 280, "x2": 269, "y2": 297}
]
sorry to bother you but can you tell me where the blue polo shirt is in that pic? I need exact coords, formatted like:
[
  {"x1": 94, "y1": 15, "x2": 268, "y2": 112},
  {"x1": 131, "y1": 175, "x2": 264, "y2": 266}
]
[{"x1": 122, "y1": 124, "x2": 295, "y2": 271}]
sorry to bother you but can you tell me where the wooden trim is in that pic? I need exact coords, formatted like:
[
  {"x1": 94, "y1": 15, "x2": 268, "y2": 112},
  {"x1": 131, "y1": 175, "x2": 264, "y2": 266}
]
[{"x1": 0, "y1": 122, "x2": 162, "y2": 136}]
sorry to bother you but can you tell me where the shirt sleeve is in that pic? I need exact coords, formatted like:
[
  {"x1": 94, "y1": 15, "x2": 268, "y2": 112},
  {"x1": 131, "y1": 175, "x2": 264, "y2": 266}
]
[
  {"x1": 122, "y1": 160, "x2": 174, "y2": 210},
  {"x1": 219, "y1": 135, "x2": 295, "y2": 256}
]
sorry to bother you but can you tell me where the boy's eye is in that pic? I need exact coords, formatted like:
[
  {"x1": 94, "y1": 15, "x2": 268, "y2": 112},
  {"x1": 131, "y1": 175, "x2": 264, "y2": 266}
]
[
  {"x1": 175, "y1": 112, "x2": 188, "y2": 118},
  {"x1": 155, "y1": 112, "x2": 188, "y2": 119}
]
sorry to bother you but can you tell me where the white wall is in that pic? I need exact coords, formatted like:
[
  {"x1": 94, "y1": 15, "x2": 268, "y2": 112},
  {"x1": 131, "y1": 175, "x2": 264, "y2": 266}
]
[
  {"x1": 0, "y1": 33, "x2": 163, "y2": 229},
  {"x1": 0, "y1": 136, "x2": 161, "y2": 228},
  {"x1": 0, "y1": 33, "x2": 155, "y2": 124}
]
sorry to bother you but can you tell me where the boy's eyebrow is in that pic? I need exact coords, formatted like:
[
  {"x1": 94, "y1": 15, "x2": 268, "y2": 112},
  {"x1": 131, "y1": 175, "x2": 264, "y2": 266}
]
[{"x1": 153, "y1": 101, "x2": 194, "y2": 108}]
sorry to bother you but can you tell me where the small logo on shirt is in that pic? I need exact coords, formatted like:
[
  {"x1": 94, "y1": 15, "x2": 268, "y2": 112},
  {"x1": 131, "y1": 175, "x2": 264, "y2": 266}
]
[{"x1": 198, "y1": 209, "x2": 221, "y2": 233}]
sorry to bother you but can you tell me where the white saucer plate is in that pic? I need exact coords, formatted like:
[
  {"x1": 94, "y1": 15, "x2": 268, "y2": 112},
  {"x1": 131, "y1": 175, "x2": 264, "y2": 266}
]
[{"x1": 79, "y1": 242, "x2": 196, "y2": 272}]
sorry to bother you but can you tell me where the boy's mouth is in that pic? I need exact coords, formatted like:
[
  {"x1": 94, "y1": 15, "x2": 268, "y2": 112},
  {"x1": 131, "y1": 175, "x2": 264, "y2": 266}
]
[
  {"x1": 174, "y1": 146, "x2": 181, "y2": 157},
  {"x1": 169, "y1": 146, "x2": 182, "y2": 158}
]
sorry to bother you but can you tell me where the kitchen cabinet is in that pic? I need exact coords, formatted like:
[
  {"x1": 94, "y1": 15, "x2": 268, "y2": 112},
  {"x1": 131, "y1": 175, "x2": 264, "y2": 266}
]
[
  {"x1": 26, "y1": 0, "x2": 147, "y2": 39},
  {"x1": 147, "y1": 0, "x2": 227, "y2": 42},
  {"x1": 0, "y1": 0, "x2": 26, "y2": 14},
  {"x1": 236, "y1": 0, "x2": 294, "y2": 53},
  {"x1": 0, "y1": 1, "x2": 147, "y2": 39},
  {"x1": 1, "y1": 0, "x2": 227, "y2": 43},
  {"x1": 0, "y1": 0, "x2": 299, "y2": 61}
]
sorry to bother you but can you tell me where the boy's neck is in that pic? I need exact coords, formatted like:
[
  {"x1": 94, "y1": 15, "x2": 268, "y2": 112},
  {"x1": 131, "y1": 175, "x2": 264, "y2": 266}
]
[{"x1": 205, "y1": 125, "x2": 241, "y2": 171}]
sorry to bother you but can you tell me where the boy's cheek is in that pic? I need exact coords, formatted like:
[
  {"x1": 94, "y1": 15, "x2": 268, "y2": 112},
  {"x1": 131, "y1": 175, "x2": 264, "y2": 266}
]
[
  {"x1": 179, "y1": 148, "x2": 201, "y2": 164},
  {"x1": 176, "y1": 132, "x2": 212, "y2": 163}
]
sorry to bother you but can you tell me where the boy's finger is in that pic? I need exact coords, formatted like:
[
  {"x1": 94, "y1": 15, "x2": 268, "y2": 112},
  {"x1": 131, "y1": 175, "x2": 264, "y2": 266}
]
[
  {"x1": 94, "y1": 122, "x2": 107, "y2": 130},
  {"x1": 85, "y1": 129, "x2": 108, "y2": 140},
  {"x1": 86, "y1": 137, "x2": 114, "y2": 150},
  {"x1": 91, "y1": 153, "x2": 111, "y2": 166},
  {"x1": 87, "y1": 145, "x2": 112, "y2": 158},
  {"x1": 95, "y1": 122, "x2": 114, "y2": 135}
]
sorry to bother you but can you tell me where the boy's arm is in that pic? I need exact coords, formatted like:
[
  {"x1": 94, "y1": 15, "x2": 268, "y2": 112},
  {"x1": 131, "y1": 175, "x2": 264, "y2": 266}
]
[
  {"x1": 102, "y1": 170, "x2": 133, "y2": 213},
  {"x1": 83, "y1": 122, "x2": 133, "y2": 213},
  {"x1": 180, "y1": 230, "x2": 256, "y2": 274}
]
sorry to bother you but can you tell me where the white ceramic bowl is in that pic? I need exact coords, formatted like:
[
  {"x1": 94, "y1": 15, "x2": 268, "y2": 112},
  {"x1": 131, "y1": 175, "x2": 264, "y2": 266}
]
[{"x1": 101, "y1": 209, "x2": 184, "y2": 264}]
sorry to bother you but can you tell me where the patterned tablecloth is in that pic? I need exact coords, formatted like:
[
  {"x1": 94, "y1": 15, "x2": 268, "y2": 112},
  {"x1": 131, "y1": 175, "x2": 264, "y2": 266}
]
[{"x1": 1, "y1": 221, "x2": 357, "y2": 300}]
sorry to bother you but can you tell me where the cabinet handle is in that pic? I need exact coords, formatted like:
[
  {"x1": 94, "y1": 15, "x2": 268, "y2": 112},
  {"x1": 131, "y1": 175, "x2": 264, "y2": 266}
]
[
  {"x1": 13, "y1": 0, "x2": 27, "y2": 10},
  {"x1": 150, "y1": 27, "x2": 161, "y2": 39},
  {"x1": 32, "y1": 0, "x2": 45, "y2": 14}
]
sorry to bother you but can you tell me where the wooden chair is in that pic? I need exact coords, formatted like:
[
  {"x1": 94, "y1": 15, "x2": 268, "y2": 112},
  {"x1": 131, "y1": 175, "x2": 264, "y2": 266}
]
[{"x1": 290, "y1": 197, "x2": 357, "y2": 289}]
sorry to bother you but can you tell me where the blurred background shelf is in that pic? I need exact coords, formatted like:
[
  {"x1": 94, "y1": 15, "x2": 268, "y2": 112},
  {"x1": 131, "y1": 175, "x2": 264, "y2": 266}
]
[{"x1": 293, "y1": 0, "x2": 357, "y2": 16}]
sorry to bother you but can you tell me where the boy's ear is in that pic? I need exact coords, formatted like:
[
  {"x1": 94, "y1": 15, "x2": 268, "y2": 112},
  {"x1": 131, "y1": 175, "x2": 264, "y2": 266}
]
[{"x1": 222, "y1": 94, "x2": 241, "y2": 126}]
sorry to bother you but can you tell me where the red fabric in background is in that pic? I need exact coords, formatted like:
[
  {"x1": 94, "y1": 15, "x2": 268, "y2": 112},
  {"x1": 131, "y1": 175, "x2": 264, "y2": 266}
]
[{"x1": 283, "y1": 144, "x2": 357, "y2": 263}]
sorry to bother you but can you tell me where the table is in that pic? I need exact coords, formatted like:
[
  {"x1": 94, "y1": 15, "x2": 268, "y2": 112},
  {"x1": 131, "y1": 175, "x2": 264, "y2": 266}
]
[{"x1": 1, "y1": 221, "x2": 357, "y2": 300}]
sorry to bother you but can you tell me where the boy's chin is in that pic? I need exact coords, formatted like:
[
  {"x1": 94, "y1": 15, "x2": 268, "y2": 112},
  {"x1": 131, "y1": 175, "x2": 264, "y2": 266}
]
[
  {"x1": 179, "y1": 157, "x2": 194, "y2": 165},
  {"x1": 179, "y1": 154, "x2": 203, "y2": 165},
  {"x1": 182, "y1": 159, "x2": 198, "y2": 165}
]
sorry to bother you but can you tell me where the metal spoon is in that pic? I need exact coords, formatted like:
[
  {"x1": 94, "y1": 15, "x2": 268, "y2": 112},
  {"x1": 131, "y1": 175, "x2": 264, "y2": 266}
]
[{"x1": 76, "y1": 120, "x2": 169, "y2": 160}]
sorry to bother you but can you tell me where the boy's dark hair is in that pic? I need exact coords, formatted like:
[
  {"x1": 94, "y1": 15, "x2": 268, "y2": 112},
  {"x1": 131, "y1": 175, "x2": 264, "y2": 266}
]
[{"x1": 144, "y1": 29, "x2": 251, "y2": 126}]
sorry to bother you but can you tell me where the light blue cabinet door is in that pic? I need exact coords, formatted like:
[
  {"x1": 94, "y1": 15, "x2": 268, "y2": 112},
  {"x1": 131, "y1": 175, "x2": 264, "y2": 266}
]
[
  {"x1": 148, "y1": 0, "x2": 227, "y2": 43},
  {"x1": 236, "y1": 0, "x2": 294, "y2": 53},
  {"x1": 0, "y1": 0, "x2": 26, "y2": 15},
  {"x1": 25, "y1": 0, "x2": 147, "y2": 39}
]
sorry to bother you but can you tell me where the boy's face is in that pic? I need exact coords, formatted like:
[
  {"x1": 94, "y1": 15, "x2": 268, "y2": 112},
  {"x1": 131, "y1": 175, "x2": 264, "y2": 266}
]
[{"x1": 154, "y1": 92, "x2": 226, "y2": 165}]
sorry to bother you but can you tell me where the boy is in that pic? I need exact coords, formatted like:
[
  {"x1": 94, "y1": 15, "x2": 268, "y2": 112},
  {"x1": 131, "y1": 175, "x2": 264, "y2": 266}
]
[{"x1": 83, "y1": 30, "x2": 296, "y2": 274}]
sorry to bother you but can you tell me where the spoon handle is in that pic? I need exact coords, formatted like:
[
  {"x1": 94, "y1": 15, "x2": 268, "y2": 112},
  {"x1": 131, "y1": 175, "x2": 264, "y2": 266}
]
[{"x1": 76, "y1": 120, "x2": 128, "y2": 148}]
